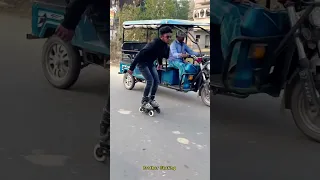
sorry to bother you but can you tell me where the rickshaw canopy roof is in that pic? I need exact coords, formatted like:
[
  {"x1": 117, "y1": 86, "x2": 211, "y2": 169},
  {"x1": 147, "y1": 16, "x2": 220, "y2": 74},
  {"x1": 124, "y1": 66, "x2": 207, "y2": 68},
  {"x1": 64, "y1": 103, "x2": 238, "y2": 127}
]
[{"x1": 122, "y1": 19, "x2": 210, "y2": 29}]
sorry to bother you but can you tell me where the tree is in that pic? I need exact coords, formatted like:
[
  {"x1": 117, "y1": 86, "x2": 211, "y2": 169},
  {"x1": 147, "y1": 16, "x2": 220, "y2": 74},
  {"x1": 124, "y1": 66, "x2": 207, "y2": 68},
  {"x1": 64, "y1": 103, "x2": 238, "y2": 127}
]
[
  {"x1": 188, "y1": 0, "x2": 195, "y2": 20},
  {"x1": 117, "y1": 0, "x2": 191, "y2": 42},
  {"x1": 175, "y1": 0, "x2": 190, "y2": 20}
]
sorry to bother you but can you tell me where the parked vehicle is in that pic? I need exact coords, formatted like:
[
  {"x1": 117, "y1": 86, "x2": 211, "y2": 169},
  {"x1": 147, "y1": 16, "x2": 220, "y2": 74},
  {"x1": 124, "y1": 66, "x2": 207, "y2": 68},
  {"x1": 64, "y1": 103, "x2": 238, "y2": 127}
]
[{"x1": 211, "y1": 0, "x2": 320, "y2": 142}]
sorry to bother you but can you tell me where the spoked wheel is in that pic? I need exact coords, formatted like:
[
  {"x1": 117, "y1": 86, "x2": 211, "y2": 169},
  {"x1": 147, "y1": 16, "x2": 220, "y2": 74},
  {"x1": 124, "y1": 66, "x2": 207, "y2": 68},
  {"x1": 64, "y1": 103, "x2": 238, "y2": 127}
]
[
  {"x1": 200, "y1": 85, "x2": 210, "y2": 107},
  {"x1": 148, "y1": 110, "x2": 154, "y2": 117},
  {"x1": 42, "y1": 36, "x2": 81, "y2": 89},
  {"x1": 123, "y1": 73, "x2": 135, "y2": 90},
  {"x1": 93, "y1": 144, "x2": 107, "y2": 163},
  {"x1": 291, "y1": 81, "x2": 320, "y2": 142}
]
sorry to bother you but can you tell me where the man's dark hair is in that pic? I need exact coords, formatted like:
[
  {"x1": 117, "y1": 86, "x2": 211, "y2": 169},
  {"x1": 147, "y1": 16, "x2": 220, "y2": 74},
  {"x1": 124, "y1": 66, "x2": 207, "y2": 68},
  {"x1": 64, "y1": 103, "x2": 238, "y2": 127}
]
[{"x1": 159, "y1": 26, "x2": 172, "y2": 36}]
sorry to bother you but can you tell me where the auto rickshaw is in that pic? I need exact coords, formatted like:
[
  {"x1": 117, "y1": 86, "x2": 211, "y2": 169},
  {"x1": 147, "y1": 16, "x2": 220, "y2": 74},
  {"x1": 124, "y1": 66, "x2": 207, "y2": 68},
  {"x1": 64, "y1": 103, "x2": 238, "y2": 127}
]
[
  {"x1": 118, "y1": 19, "x2": 211, "y2": 108},
  {"x1": 26, "y1": 0, "x2": 109, "y2": 89},
  {"x1": 211, "y1": 0, "x2": 320, "y2": 142}
]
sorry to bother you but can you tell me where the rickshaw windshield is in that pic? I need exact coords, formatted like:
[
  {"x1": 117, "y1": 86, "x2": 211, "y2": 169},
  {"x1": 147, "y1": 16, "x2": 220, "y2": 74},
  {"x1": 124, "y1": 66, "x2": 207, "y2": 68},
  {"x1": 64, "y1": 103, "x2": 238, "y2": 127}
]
[{"x1": 122, "y1": 19, "x2": 210, "y2": 54}]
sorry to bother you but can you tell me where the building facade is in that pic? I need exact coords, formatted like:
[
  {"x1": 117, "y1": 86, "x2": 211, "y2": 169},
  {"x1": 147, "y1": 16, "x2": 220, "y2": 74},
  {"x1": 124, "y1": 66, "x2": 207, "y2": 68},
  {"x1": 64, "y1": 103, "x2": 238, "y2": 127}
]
[{"x1": 191, "y1": 0, "x2": 210, "y2": 50}]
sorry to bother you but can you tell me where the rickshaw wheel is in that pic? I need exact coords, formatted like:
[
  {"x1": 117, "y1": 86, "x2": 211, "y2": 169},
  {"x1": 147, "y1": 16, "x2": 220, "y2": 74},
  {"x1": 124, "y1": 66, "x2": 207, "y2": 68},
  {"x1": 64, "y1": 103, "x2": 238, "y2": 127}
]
[
  {"x1": 42, "y1": 35, "x2": 81, "y2": 89},
  {"x1": 200, "y1": 86, "x2": 210, "y2": 107},
  {"x1": 123, "y1": 72, "x2": 135, "y2": 90},
  {"x1": 291, "y1": 81, "x2": 320, "y2": 142}
]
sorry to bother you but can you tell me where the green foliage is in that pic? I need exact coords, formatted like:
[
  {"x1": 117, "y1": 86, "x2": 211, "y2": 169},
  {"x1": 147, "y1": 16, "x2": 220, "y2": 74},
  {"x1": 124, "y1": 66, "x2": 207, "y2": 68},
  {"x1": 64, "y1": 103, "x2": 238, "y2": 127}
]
[{"x1": 117, "y1": 0, "x2": 190, "y2": 42}]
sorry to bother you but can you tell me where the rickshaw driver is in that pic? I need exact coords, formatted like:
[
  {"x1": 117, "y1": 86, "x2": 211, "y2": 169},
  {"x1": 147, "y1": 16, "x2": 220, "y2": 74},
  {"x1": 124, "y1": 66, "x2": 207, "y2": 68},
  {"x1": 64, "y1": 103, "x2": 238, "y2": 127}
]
[
  {"x1": 127, "y1": 26, "x2": 172, "y2": 109},
  {"x1": 168, "y1": 30, "x2": 200, "y2": 83}
]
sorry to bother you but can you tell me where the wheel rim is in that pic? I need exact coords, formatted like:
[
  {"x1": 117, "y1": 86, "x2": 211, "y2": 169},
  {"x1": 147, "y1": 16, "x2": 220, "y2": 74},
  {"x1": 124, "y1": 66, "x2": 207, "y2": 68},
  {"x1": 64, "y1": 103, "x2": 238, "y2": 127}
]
[
  {"x1": 96, "y1": 148, "x2": 104, "y2": 158},
  {"x1": 94, "y1": 144, "x2": 105, "y2": 160},
  {"x1": 298, "y1": 89, "x2": 320, "y2": 133},
  {"x1": 46, "y1": 43, "x2": 70, "y2": 80},
  {"x1": 202, "y1": 87, "x2": 210, "y2": 105},
  {"x1": 124, "y1": 74, "x2": 133, "y2": 88}
]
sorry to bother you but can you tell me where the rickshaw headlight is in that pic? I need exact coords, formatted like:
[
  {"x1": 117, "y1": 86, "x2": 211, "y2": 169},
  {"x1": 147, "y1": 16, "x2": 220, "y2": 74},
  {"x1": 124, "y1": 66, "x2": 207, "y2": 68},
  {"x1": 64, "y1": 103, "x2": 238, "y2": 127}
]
[
  {"x1": 188, "y1": 75, "x2": 193, "y2": 81},
  {"x1": 248, "y1": 44, "x2": 267, "y2": 59}
]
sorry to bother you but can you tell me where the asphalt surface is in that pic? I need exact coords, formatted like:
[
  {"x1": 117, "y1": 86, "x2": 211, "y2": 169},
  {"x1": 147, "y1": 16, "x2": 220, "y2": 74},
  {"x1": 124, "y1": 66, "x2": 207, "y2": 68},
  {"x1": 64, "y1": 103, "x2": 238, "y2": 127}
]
[
  {"x1": 211, "y1": 90, "x2": 320, "y2": 178},
  {"x1": 0, "y1": 14, "x2": 109, "y2": 179},
  {"x1": 0, "y1": 14, "x2": 210, "y2": 180},
  {"x1": 110, "y1": 66, "x2": 210, "y2": 179},
  {"x1": 3, "y1": 10, "x2": 320, "y2": 180}
]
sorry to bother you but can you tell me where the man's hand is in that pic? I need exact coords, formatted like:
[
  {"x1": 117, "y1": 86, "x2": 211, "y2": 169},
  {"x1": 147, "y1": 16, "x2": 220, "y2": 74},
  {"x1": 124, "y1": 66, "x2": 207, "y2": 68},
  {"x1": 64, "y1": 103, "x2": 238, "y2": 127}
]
[
  {"x1": 55, "y1": 25, "x2": 75, "y2": 42},
  {"x1": 157, "y1": 65, "x2": 162, "y2": 70},
  {"x1": 181, "y1": 53, "x2": 188, "y2": 58},
  {"x1": 127, "y1": 69, "x2": 133, "y2": 75}
]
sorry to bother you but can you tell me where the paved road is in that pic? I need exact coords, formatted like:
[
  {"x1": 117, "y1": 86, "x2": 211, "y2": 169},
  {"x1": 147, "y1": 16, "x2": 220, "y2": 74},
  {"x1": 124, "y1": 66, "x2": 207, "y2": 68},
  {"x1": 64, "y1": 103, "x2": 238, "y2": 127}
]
[
  {"x1": 211, "y1": 93, "x2": 320, "y2": 179},
  {"x1": 110, "y1": 66, "x2": 210, "y2": 180},
  {"x1": 0, "y1": 14, "x2": 211, "y2": 180},
  {"x1": 3, "y1": 11, "x2": 320, "y2": 180},
  {"x1": 0, "y1": 15, "x2": 109, "y2": 179}
]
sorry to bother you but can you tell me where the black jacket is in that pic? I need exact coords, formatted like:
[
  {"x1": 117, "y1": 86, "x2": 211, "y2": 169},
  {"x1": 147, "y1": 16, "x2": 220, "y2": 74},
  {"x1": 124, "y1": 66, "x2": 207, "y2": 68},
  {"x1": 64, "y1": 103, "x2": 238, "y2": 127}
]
[
  {"x1": 129, "y1": 38, "x2": 169, "y2": 71},
  {"x1": 61, "y1": 0, "x2": 108, "y2": 30}
]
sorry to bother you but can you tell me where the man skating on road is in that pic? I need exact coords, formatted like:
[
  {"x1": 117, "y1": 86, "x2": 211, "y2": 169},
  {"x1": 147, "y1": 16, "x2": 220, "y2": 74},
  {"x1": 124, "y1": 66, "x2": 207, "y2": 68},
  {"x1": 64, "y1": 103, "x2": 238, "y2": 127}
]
[{"x1": 127, "y1": 26, "x2": 172, "y2": 109}]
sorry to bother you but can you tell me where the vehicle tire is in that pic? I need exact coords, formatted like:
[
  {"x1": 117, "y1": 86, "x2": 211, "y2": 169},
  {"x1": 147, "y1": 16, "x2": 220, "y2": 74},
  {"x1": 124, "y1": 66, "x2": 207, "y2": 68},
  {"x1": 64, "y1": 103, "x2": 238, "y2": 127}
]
[
  {"x1": 148, "y1": 110, "x2": 154, "y2": 117},
  {"x1": 123, "y1": 73, "x2": 135, "y2": 90},
  {"x1": 42, "y1": 35, "x2": 81, "y2": 89},
  {"x1": 200, "y1": 85, "x2": 210, "y2": 107},
  {"x1": 291, "y1": 81, "x2": 320, "y2": 142},
  {"x1": 93, "y1": 144, "x2": 107, "y2": 163}
]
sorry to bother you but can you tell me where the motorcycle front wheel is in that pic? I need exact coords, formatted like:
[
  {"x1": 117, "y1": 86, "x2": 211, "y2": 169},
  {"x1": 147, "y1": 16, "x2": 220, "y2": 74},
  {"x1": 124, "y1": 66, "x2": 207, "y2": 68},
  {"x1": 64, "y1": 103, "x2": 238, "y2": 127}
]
[{"x1": 291, "y1": 81, "x2": 320, "y2": 142}]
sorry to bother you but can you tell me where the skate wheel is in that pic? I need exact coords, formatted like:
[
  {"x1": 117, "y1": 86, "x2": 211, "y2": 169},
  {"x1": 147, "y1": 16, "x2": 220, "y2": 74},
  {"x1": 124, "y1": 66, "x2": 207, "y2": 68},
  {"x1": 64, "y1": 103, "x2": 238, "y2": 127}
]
[
  {"x1": 139, "y1": 107, "x2": 144, "y2": 112},
  {"x1": 93, "y1": 144, "x2": 107, "y2": 162},
  {"x1": 155, "y1": 108, "x2": 160, "y2": 113},
  {"x1": 148, "y1": 110, "x2": 154, "y2": 117}
]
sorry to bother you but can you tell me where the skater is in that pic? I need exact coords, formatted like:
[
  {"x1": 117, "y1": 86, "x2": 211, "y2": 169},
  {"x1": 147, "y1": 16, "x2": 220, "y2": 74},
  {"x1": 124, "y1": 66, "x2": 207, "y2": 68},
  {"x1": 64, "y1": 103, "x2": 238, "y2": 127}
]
[
  {"x1": 127, "y1": 26, "x2": 172, "y2": 110},
  {"x1": 55, "y1": 0, "x2": 110, "y2": 161}
]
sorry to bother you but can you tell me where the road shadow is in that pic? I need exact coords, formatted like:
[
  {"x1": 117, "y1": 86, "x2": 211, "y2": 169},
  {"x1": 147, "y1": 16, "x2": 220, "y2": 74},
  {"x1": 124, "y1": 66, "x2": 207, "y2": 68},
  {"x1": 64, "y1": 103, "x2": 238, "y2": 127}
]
[{"x1": 68, "y1": 68, "x2": 109, "y2": 98}]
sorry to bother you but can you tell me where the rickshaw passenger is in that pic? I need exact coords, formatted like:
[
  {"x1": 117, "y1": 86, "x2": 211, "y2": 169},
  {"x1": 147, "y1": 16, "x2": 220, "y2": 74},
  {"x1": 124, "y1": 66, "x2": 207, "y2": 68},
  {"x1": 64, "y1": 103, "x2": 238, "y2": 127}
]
[
  {"x1": 168, "y1": 30, "x2": 200, "y2": 82},
  {"x1": 127, "y1": 26, "x2": 172, "y2": 108}
]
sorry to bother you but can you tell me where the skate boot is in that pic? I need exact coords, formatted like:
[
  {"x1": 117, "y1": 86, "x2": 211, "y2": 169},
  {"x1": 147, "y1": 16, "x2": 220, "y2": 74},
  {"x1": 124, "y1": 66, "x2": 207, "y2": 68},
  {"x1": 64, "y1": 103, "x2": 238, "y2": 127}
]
[
  {"x1": 94, "y1": 104, "x2": 110, "y2": 163},
  {"x1": 139, "y1": 96, "x2": 155, "y2": 116},
  {"x1": 150, "y1": 95, "x2": 160, "y2": 113}
]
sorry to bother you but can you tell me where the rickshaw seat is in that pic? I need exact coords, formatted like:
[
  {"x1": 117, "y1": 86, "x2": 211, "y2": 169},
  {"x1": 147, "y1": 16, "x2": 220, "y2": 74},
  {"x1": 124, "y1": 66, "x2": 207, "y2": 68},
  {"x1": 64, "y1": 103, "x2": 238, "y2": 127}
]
[{"x1": 240, "y1": 7, "x2": 289, "y2": 37}]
